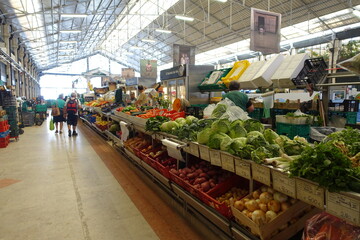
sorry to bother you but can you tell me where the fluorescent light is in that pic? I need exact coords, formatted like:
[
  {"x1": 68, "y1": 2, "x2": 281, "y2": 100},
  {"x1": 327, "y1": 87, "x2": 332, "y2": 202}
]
[
  {"x1": 214, "y1": 0, "x2": 227, "y2": 2},
  {"x1": 61, "y1": 13, "x2": 88, "y2": 18},
  {"x1": 60, "y1": 30, "x2": 82, "y2": 33},
  {"x1": 59, "y1": 40, "x2": 78, "y2": 44},
  {"x1": 142, "y1": 38, "x2": 156, "y2": 43},
  {"x1": 131, "y1": 46, "x2": 143, "y2": 49},
  {"x1": 353, "y1": 9, "x2": 360, "y2": 18},
  {"x1": 175, "y1": 15, "x2": 194, "y2": 22},
  {"x1": 155, "y1": 29, "x2": 172, "y2": 34}
]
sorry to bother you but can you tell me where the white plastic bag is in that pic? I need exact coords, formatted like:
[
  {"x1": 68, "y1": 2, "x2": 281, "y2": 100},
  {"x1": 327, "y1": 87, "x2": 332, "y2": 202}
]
[
  {"x1": 203, "y1": 104, "x2": 216, "y2": 119},
  {"x1": 208, "y1": 98, "x2": 236, "y2": 119},
  {"x1": 220, "y1": 106, "x2": 250, "y2": 121}
]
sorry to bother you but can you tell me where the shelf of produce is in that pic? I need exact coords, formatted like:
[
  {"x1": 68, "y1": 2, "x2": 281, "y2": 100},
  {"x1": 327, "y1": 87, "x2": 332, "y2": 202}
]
[
  {"x1": 105, "y1": 130, "x2": 122, "y2": 146},
  {"x1": 141, "y1": 160, "x2": 171, "y2": 189},
  {"x1": 171, "y1": 183, "x2": 232, "y2": 236}
]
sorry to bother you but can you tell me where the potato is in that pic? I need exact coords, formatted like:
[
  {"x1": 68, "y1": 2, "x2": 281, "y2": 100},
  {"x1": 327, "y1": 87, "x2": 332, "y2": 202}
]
[
  {"x1": 194, "y1": 177, "x2": 207, "y2": 185},
  {"x1": 199, "y1": 173, "x2": 209, "y2": 179},
  {"x1": 201, "y1": 182, "x2": 210, "y2": 192}
]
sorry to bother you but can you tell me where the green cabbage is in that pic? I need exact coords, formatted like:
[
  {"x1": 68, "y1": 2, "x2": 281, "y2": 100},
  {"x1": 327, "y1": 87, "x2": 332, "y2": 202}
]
[
  {"x1": 264, "y1": 129, "x2": 279, "y2": 144},
  {"x1": 229, "y1": 120, "x2": 247, "y2": 139},
  {"x1": 251, "y1": 146, "x2": 273, "y2": 163},
  {"x1": 243, "y1": 119, "x2": 264, "y2": 133},
  {"x1": 185, "y1": 115, "x2": 198, "y2": 125},
  {"x1": 160, "y1": 121, "x2": 179, "y2": 132},
  {"x1": 230, "y1": 137, "x2": 247, "y2": 153},
  {"x1": 237, "y1": 144, "x2": 256, "y2": 159},
  {"x1": 265, "y1": 144, "x2": 282, "y2": 157},
  {"x1": 275, "y1": 135, "x2": 291, "y2": 148},
  {"x1": 211, "y1": 119, "x2": 230, "y2": 133},
  {"x1": 175, "y1": 118, "x2": 187, "y2": 126},
  {"x1": 211, "y1": 104, "x2": 227, "y2": 118},
  {"x1": 247, "y1": 131, "x2": 268, "y2": 148},
  {"x1": 220, "y1": 135, "x2": 233, "y2": 151},
  {"x1": 197, "y1": 128, "x2": 214, "y2": 144},
  {"x1": 283, "y1": 139, "x2": 308, "y2": 156},
  {"x1": 208, "y1": 132, "x2": 229, "y2": 149}
]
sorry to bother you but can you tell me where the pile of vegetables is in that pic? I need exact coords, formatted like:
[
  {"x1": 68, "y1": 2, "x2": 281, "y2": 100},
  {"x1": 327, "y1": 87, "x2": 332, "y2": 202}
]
[
  {"x1": 169, "y1": 160, "x2": 232, "y2": 192},
  {"x1": 289, "y1": 128, "x2": 360, "y2": 192},
  {"x1": 216, "y1": 187, "x2": 248, "y2": 208},
  {"x1": 233, "y1": 186, "x2": 297, "y2": 226},
  {"x1": 196, "y1": 118, "x2": 309, "y2": 165},
  {"x1": 145, "y1": 116, "x2": 170, "y2": 132}
]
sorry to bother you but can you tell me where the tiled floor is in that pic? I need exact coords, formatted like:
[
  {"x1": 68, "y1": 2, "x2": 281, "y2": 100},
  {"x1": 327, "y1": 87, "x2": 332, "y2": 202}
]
[{"x1": 0, "y1": 119, "x2": 205, "y2": 240}]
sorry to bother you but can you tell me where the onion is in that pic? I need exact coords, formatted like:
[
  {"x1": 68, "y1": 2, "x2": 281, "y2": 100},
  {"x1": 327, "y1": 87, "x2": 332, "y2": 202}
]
[
  {"x1": 252, "y1": 190, "x2": 261, "y2": 199},
  {"x1": 245, "y1": 199, "x2": 259, "y2": 212},
  {"x1": 234, "y1": 200, "x2": 245, "y2": 211},
  {"x1": 281, "y1": 202, "x2": 291, "y2": 212},
  {"x1": 255, "y1": 199, "x2": 261, "y2": 204},
  {"x1": 243, "y1": 198, "x2": 250, "y2": 203},
  {"x1": 265, "y1": 210, "x2": 277, "y2": 223},
  {"x1": 259, "y1": 192, "x2": 273, "y2": 204},
  {"x1": 251, "y1": 210, "x2": 266, "y2": 225},
  {"x1": 242, "y1": 209, "x2": 250, "y2": 217},
  {"x1": 259, "y1": 203, "x2": 268, "y2": 212},
  {"x1": 273, "y1": 192, "x2": 288, "y2": 203},
  {"x1": 267, "y1": 200, "x2": 281, "y2": 213},
  {"x1": 246, "y1": 211, "x2": 253, "y2": 219}
]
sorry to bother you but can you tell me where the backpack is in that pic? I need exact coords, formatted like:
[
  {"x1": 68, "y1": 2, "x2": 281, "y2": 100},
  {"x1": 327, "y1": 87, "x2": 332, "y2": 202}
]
[{"x1": 66, "y1": 99, "x2": 78, "y2": 113}]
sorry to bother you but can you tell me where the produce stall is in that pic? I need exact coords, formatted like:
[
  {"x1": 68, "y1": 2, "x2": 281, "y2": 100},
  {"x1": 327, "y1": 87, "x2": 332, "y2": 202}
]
[{"x1": 80, "y1": 97, "x2": 360, "y2": 240}]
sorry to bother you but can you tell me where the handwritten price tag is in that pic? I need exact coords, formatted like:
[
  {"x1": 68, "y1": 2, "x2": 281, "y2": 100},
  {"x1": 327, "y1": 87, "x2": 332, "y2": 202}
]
[
  {"x1": 210, "y1": 150, "x2": 222, "y2": 166},
  {"x1": 296, "y1": 178, "x2": 325, "y2": 209},
  {"x1": 326, "y1": 191, "x2": 360, "y2": 226},
  {"x1": 234, "y1": 157, "x2": 251, "y2": 180},
  {"x1": 189, "y1": 143, "x2": 199, "y2": 157},
  {"x1": 221, "y1": 153, "x2": 235, "y2": 172},
  {"x1": 272, "y1": 170, "x2": 296, "y2": 198},
  {"x1": 199, "y1": 145, "x2": 210, "y2": 162},
  {"x1": 252, "y1": 163, "x2": 271, "y2": 186}
]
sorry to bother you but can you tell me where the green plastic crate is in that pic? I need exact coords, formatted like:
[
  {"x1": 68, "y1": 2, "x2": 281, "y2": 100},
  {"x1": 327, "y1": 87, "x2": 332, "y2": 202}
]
[
  {"x1": 198, "y1": 68, "x2": 231, "y2": 91},
  {"x1": 35, "y1": 104, "x2": 48, "y2": 112},
  {"x1": 276, "y1": 122, "x2": 310, "y2": 140},
  {"x1": 346, "y1": 112, "x2": 358, "y2": 124},
  {"x1": 249, "y1": 108, "x2": 264, "y2": 120}
]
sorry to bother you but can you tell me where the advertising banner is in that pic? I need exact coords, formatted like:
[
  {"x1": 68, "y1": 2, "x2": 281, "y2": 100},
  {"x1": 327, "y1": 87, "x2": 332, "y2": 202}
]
[
  {"x1": 250, "y1": 8, "x2": 281, "y2": 54},
  {"x1": 121, "y1": 68, "x2": 135, "y2": 79},
  {"x1": 173, "y1": 44, "x2": 195, "y2": 67},
  {"x1": 140, "y1": 59, "x2": 157, "y2": 79}
]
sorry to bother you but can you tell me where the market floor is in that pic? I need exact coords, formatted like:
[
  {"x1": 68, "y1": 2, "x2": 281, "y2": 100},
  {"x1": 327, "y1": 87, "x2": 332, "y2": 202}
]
[{"x1": 0, "y1": 119, "x2": 206, "y2": 240}]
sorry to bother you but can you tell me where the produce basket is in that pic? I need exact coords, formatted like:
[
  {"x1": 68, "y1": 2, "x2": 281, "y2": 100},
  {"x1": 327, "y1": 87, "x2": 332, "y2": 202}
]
[
  {"x1": 231, "y1": 188, "x2": 314, "y2": 240},
  {"x1": 198, "y1": 68, "x2": 231, "y2": 91},
  {"x1": 0, "y1": 130, "x2": 9, "y2": 138},
  {"x1": 199, "y1": 175, "x2": 249, "y2": 219},
  {"x1": 0, "y1": 134, "x2": 10, "y2": 148},
  {"x1": 0, "y1": 122, "x2": 9, "y2": 132},
  {"x1": 222, "y1": 60, "x2": 250, "y2": 87},
  {"x1": 142, "y1": 147, "x2": 166, "y2": 167},
  {"x1": 153, "y1": 157, "x2": 177, "y2": 179},
  {"x1": 291, "y1": 58, "x2": 327, "y2": 87},
  {"x1": 276, "y1": 122, "x2": 310, "y2": 140}
]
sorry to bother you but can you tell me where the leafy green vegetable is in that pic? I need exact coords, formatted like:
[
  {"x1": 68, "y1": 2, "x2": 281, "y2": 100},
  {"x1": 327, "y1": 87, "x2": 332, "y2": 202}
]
[
  {"x1": 324, "y1": 128, "x2": 360, "y2": 157},
  {"x1": 289, "y1": 141, "x2": 360, "y2": 192},
  {"x1": 264, "y1": 129, "x2": 279, "y2": 144},
  {"x1": 251, "y1": 146, "x2": 273, "y2": 163},
  {"x1": 185, "y1": 115, "x2": 198, "y2": 125},
  {"x1": 211, "y1": 104, "x2": 227, "y2": 118},
  {"x1": 208, "y1": 132, "x2": 229, "y2": 149},
  {"x1": 274, "y1": 135, "x2": 291, "y2": 148},
  {"x1": 229, "y1": 120, "x2": 247, "y2": 139},
  {"x1": 236, "y1": 144, "x2": 256, "y2": 159},
  {"x1": 220, "y1": 135, "x2": 233, "y2": 151},
  {"x1": 283, "y1": 137, "x2": 309, "y2": 156},
  {"x1": 211, "y1": 119, "x2": 230, "y2": 133},
  {"x1": 160, "y1": 121, "x2": 179, "y2": 132},
  {"x1": 145, "y1": 116, "x2": 170, "y2": 132},
  {"x1": 247, "y1": 131, "x2": 268, "y2": 148},
  {"x1": 243, "y1": 119, "x2": 264, "y2": 133},
  {"x1": 230, "y1": 137, "x2": 247, "y2": 152},
  {"x1": 197, "y1": 128, "x2": 214, "y2": 144},
  {"x1": 175, "y1": 117, "x2": 186, "y2": 126},
  {"x1": 265, "y1": 144, "x2": 282, "y2": 157}
]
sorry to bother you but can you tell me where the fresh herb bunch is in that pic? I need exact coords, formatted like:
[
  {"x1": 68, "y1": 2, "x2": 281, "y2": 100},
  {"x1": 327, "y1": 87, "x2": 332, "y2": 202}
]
[
  {"x1": 145, "y1": 116, "x2": 170, "y2": 132},
  {"x1": 289, "y1": 140, "x2": 360, "y2": 192},
  {"x1": 323, "y1": 128, "x2": 360, "y2": 157}
]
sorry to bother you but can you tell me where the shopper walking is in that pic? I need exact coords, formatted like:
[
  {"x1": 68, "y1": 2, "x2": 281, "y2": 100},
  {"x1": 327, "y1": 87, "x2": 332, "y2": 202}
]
[
  {"x1": 63, "y1": 92, "x2": 81, "y2": 137},
  {"x1": 53, "y1": 94, "x2": 66, "y2": 134},
  {"x1": 222, "y1": 81, "x2": 254, "y2": 113},
  {"x1": 134, "y1": 85, "x2": 148, "y2": 107}
]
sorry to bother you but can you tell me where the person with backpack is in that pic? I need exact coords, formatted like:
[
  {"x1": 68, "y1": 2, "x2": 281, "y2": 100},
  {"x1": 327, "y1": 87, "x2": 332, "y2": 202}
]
[{"x1": 63, "y1": 92, "x2": 81, "y2": 137}]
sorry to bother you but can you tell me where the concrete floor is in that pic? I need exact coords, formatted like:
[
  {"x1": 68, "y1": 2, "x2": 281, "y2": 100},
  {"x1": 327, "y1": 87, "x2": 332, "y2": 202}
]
[{"x1": 0, "y1": 119, "x2": 204, "y2": 240}]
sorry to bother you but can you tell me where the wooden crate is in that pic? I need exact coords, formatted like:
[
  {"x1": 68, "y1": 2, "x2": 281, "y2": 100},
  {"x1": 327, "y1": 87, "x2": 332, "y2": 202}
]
[{"x1": 231, "y1": 198, "x2": 311, "y2": 240}]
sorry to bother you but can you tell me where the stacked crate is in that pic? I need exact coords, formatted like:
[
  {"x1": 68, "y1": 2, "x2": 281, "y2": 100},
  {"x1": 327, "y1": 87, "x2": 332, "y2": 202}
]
[
  {"x1": 0, "y1": 115, "x2": 10, "y2": 148},
  {"x1": 3, "y1": 95, "x2": 20, "y2": 139}
]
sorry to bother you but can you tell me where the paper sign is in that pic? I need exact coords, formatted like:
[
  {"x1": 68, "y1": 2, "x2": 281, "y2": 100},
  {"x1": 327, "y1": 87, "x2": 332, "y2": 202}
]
[
  {"x1": 296, "y1": 178, "x2": 325, "y2": 209},
  {"x1": 199, "y1": 145, "x2": 210, "y2": 162},
  {"x1": 252, "y1": 163, "x2": 271, "y2": 186},
  {"x1": 234, "y1": 157, "x2": 251, "y2": 180},
  {"x1": 221, "y1": 153, "x2": 235, "y2": 172},
  {"x1": 189, "y1": 143, "x2": 199, "y2": 157},
  {"x1": 326, "y1": 191, "x2": 360, "y2": 226},
  {"x1": 272, "y1": 170, "x2": 296, "y2": 198},
  {"x1": 210, "y1": 150, "x2": 222, "y2": 166}
]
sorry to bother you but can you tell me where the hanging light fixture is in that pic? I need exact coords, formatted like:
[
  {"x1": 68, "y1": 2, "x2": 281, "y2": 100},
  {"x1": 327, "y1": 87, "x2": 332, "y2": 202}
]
[
  {"x1": 175, "y1": 15, "x2": 194, "y2": 22},
  {"x1": 155, "y1": 29, "x2": 172, "y2": 34}
]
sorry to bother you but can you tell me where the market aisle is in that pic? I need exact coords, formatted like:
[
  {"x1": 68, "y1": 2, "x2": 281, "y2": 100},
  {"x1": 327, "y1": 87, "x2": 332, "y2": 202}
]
[{"x1": 0, "y1": 119, "x2": 205, "y2": 240}]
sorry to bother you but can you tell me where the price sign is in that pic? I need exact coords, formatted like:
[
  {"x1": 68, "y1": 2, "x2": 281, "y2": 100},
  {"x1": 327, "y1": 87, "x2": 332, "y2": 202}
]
[
  {"x1": 296, "y1": 178, "x2": 325, "y2": 209},
  {"x1": 221, "y1": 153, "x2": 235, "y2": 172},
  {"x1": 234, "y1": 158, "x2": 251, "y2": 180},
  {"x1": 252, "y1": 163, "x2": 271, "y2": 186},
  {"x1": 326, "y1": 191, "x2": 360, "y2": 226},
  {"x1": 210, "y1": 150, "x2": 222, "y2": 166},
  {"x1": 189, "y1": 143, "x2": 199, "y2": 157},
  {"x1": 272, "y1": 170, "x2": 296, "y2": 198},
  {"x1": 199, "y1": 145, "x2": 210, "y2": 162}
]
